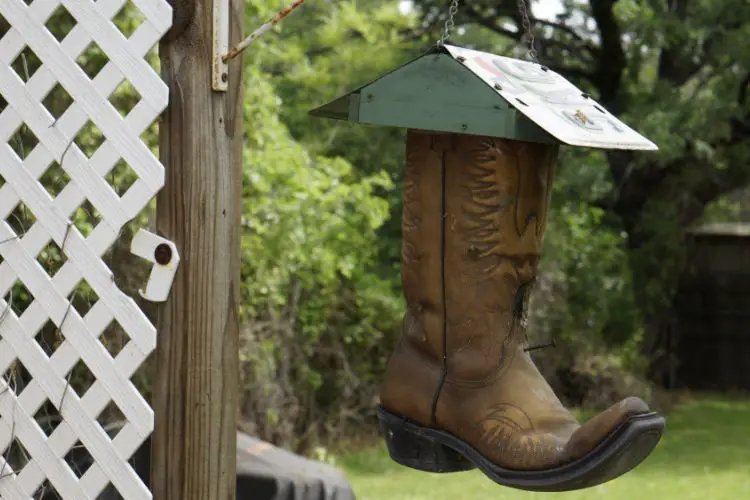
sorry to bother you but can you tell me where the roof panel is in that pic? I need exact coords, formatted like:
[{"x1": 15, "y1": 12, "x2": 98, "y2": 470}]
[{"x1": 443, "y1": 45, "x2": 658, "y2": 151}]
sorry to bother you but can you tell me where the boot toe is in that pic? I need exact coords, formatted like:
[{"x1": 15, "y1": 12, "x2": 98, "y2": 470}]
[{"x1": 564, "y1": 396, "x2": 651, "y2": 460}]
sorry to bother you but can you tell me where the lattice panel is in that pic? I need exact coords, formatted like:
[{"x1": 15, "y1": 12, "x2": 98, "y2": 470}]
[{"x1": 0, "y1": 0, "x2": 171, "y2": 498}]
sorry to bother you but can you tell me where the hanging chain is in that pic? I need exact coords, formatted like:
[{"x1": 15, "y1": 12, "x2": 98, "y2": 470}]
[
  {"x1": 516, "y1": 0, "x2": 538, "y2": 63},
  {"x1": 438, "y1": 0, "x2": 460, "y2": 47},
  {"x1": 437, "y1": 0, "x2": 539, "y2": 64}
]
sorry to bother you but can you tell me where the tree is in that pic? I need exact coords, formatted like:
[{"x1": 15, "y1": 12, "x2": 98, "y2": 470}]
[
  {"x1": 411, "y1": 0, "x2": 750, "y2": 365},
  {"x1": 235, "y1": 0, "x2": 409, "y2": 450}
]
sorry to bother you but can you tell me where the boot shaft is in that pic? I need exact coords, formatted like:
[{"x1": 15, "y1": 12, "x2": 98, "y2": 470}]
[{"x1": 401, "y1": 131, "x2": 558, "y2": 383}]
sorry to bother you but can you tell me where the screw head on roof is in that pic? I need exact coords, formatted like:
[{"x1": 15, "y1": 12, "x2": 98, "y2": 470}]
[
  {"x1": 494, "y1": 83, "x2": 503, "y2": 90},
  {"x1": 457, "y1": 55, "x2": 466, "y2": 62},
  {"x1": 540, "y1": 65, "x2": 549, "y2": 72}
]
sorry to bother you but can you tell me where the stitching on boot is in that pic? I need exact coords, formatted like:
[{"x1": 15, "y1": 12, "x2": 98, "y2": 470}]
[
  {"x1": 472, "y1": 403, "x2": 563, "y2": 469},
  {"x1": 444, "y1": 139, "x2": 554, "y2": 388},
  {"x1": 445, "y1": 138, "x2": 521, "y2": 386}
]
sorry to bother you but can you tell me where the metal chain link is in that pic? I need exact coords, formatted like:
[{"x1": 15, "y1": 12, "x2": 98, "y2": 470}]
[
  {"x1": 438, "y1": 0, "x2": 460, "y2": 47},
  {"x1": 517, "y1": 0, "x2": 539, "y2": 63}
]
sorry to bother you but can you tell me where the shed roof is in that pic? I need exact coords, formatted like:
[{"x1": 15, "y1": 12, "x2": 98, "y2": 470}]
[
  {"x1": 309, "y1": 44, "x2": 658, "y2": 151},
  {"x1": 688, "y1": 222, "x2": 750, "y2": 238}
]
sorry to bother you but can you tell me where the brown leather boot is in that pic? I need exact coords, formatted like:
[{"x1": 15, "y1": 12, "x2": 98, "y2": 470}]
[{"x1": 378, "y1": 131, "x2": 664, "y2": 492}]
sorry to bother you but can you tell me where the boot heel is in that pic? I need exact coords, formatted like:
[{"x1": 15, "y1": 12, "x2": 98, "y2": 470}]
[{"x1": 378, "y1": 407, "x2": 474, "y2": 473}]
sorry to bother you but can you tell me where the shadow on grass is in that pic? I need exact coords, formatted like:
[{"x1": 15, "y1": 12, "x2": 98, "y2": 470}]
[
  {"x1": 338, "y1": 443, "x2": 400, "y2": 476},
  {"x1": 339, "y1": 396, "x2": 750, "y2": 477}
]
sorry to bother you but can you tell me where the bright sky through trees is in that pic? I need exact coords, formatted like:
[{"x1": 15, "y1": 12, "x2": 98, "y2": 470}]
[{"x1": 398, "y1": 0, "x2": 565, "y2": 20}]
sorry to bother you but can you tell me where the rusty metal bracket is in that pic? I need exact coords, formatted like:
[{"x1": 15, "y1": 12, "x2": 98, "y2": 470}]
[{"x1": 212, "y1": 0, "x2": 229, "y2": 92}]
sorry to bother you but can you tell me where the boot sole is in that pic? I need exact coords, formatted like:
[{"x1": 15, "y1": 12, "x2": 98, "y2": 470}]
[{"x1": 377, "y1": 405, "x2": 665, "y2": 492}]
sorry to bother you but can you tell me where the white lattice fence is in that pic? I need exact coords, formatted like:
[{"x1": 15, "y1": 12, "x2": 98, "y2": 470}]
[{"x1": 0, "y1": 0, "x2": 171, "y2": 498}]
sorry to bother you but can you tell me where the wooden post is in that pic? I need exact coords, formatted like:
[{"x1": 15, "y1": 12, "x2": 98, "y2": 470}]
[{"x1": 152, "y1": 1, "x2": 244, "y2": 498}]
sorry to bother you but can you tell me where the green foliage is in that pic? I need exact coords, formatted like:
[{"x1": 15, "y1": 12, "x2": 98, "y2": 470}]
[
  {"x1": 241, "y1": 63, "x2": 395, "y2": 319},
  {"x1": 523, "y1": 144, "x2": 642, "y2": 355},
  {"x1": 238, "y1": 53, "x2": 403, "y2": 447},
  {"x1": 246, "y1": 0, "x2": 423, "y2": 275},
  {"x1": 544, "y1": 201, "x2": 641, "y2": 346},
  {"x1": 235, "y1": 3, "x2": 422, "y2": 448}
]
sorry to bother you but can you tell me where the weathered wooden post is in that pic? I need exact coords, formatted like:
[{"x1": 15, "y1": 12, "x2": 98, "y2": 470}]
[{"x1": 152, "y1": 0, "x2": 245, "y2": 498}]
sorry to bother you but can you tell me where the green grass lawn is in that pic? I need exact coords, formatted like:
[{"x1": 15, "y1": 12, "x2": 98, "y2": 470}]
[{"x1": 339, "y1": 397, "x2": 750, "y2": 500}]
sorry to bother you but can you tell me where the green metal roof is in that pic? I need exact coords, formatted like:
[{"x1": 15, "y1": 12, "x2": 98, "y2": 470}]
[{"x1": 309, "y1": 44, "x2": 658, "y2": 151}]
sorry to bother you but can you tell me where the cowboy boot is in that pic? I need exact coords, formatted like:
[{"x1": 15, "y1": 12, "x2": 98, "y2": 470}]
[{"x1": 378, "y1": 130, "x2": 664, "y2": 492}]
